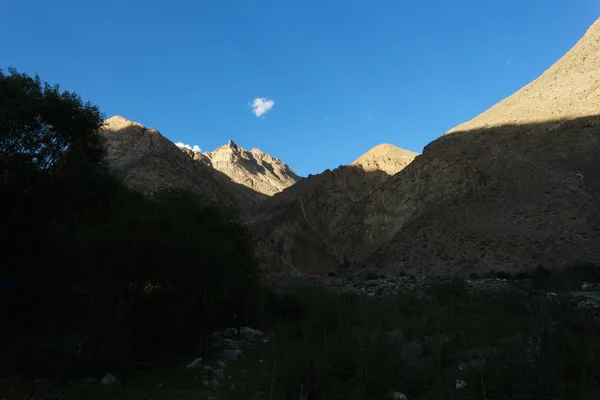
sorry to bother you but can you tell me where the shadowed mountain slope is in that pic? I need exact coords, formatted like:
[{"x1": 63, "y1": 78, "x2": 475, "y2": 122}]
[
  {"x1": 250, "y1": 144, "x2": 419, "y2": 278},
  {"x1": 338, "y1": 18, "x2": 600, "y2": 277}
]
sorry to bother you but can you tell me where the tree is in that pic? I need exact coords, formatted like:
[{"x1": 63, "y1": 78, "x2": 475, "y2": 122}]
[
  {"x1": 0, "y1": 67, "x2": 105, "y2": 171},
  {"x1": 0, "y1": 68, "x2": 261, "y2": 377}
]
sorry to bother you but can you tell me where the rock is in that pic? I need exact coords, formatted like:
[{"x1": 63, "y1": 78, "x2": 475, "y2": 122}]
[
  {"x1": 581, "y1": 282, "x2": 600, "y2": 291},
  {"x1": 386, "y1": 328, "x2": 404, "y2": 342},
  {"x1": 202, "y1": 378, "x2": 220, "y2": 390},
  {"x1": 389, "y1": 391, "x2": 408, "y2": 399},
  {"x1": 215, "y1": 338, "x2": 241, "y2": 350},
  {"x1": 570, "y1": 292, "x2": 600, "y2": 308},
  {"x1": 100, "y1": 374, "x2": 117, "y2": 385},
  {"x1": 212, "y1": 327, "x2": 239, "y2": 341},
  {"x1": 185, "y1": 357, "x2": 203, "y2": 369},
  {"x1": 238, "y1": 327, "x2": 265, "y2": 342},
  {"x1": 456, "y1": 380, "x2": 467, "y2": 389},
  {"x1": 195, "y1": 142, "x2": 301, "y2": 196},
  {"x1": 221, "y1": 349, "x2": 243, "y2": 361},
  {"x1": 100, "y1": 116, "x2": 265, "y2": 213}
]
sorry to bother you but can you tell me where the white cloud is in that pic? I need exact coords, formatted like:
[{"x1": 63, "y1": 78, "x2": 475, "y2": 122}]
[
  {"x1": 175, "y1": 142, "x2": 201, "y2": 152},
  {"x1": 251, "y1": 97, "x2": 275, "y2": 117},
  {"x1": 505, "y1": 60, "x2": 513, "y2": 65}
]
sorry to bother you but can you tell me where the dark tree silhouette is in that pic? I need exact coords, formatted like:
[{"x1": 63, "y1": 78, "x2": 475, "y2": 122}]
[{"x1": 0, "y1": 68, "x2": 260, "y2": 380}]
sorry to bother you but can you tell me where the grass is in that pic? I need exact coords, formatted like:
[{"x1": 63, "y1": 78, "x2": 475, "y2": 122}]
[
  {"x1": 0, "y1": 344, "x2": 276, "y2": 399},
  {"x1": 264, "y1": 281, "x2": 600, "y2": 399},
  {"x1": 3, "y1": 277, "x2": 600, "y2": 399}
]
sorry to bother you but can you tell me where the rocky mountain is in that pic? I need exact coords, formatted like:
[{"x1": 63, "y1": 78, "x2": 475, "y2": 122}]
[
  {"x1": 99, "y1": 116, "x2": 266, "y2": 211},
  {"x1": 100, "y1": 18, "x2": 600, "y2": 280},
  {"x1": 351, "y1": 143, "x2": 419, "y2": 176},
  {"x1": 178, "y1": 140, "x2": 301, "y2": 196},
  {"x1": 249, "y1": 144, "x2": 419, "y2": 278},
  {"x1": 100, "y1": 116, "x2": 300, "y2": 212},
  {"x1": 252, "y1": 17, "x2": 600, "y2": 280},
  {"x1": 339, "y1": 17, "x2": 600, "y2": 278}
]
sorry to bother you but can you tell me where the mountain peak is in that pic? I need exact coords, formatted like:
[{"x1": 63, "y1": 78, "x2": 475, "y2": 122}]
[
  {"x1": 351, "y1": 143, "x2": 419, "y2": 175},
  {"x1": 103, "y1": 115, "x2": 144, "y2": 131},
  {"x1": 192, "y1": 141, "x2": 301, "y2": 196}
]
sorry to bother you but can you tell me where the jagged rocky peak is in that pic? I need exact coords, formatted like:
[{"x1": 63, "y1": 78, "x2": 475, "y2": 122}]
[
  {"x1": 102, "y1": 115, "x2": 300, "y2": 198},
  {"x1": 98, "y1": 116, "x2": 263, "y2": 210},
  {"x1": 351, "y1": 143, "x2": 419, "y2": 175},
  {"x1": 177, "y1": 140, "x2": 301, "y2": 197}
]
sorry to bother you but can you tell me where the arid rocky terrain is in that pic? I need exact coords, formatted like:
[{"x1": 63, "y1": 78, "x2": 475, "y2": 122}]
[
  {"x1": 100, "y1": 18, "x2": 600, "y2": 281},
  {"x1": 249, "y1": 144, "x2": 419, "y2": 277},
  {"x1": 178, "y1": 140, "x2": 301, "y2": 197},
  {"x1": 253, "y1": 17, "x2": 600, "y2": 279},
  {"x1": 100, "y1": 116, "x2": 299, "y2": 213},
  {"x1": 337, "y1": 18, "x2": 600, "y2": 278}
]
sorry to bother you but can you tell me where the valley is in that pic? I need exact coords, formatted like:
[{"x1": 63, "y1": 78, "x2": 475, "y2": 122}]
[{"x1": 2, "y1": 12, "x2": 600, "y2": 400}]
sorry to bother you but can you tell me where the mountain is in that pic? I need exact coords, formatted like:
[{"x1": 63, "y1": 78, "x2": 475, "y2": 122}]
[
  {"x1": 351, "y1": 143, "x2": 419, "y2": 175},
  {"x1": 99, "y1": 18, "x2": 600, "y2": 280},
  {"x1": 99, "y1": 116, "x2": 265, "y2": 211},
  {"x1": 178, "y1": 140, "x2": 301, "y2": 196},
  {"x1": 251, "y1": 17, "x2": 600, "y2": 280},
  {"x1": 249, "y1": 144, "x2": 419, "y2": 278},
  {"x1": 100, "y1": 116, "x2": 300, "y2": 212},
  {"x1": 338, "y1": 17, "x2": 600, "y2": 277}
]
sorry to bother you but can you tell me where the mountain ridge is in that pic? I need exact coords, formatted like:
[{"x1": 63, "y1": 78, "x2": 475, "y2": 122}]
[
  {"x1": 100, "y1": 116, "x2": 265, "y2": 211},
  {"x1": 250, "y1": 16, "x2": 600, "y2": 280},
  {"x1": 250, "y1": 143, "x2": 419, "y2": 278},
  {"x1": 101, "y1": 116, "x2": 301, "y2": 206},
  {"x1": 337, "y1": 17, "x2": 600, "y2": 278},
  {"x1": 187, "y1": 139, "x2": 302, "y2": 197}
]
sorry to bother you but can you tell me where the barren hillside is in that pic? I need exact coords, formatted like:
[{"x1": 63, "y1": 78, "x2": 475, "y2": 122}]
[
  {"x1": 250, "y1": 144, "x2": 418, "y2": 277},
  {"x1": 100, "y1": 116, "x2": 265, "y2": 211},
  {"x1": 339, "y1": 18, "x2": 600, "y2": 277}
]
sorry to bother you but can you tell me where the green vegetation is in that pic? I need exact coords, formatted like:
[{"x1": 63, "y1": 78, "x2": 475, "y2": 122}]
[
  {"x1": 7, "y1": 281, "x2": 600, "y2": 399},
  {"x1": 0, "y1": 67, "x2": 259, "y2": 380},
  {"x1": 260, "y1": 282, "x2": 600, "y2": 399}
]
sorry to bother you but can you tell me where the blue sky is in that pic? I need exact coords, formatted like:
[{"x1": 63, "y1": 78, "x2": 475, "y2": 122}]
[{"x1": 1, "y1": 1, "x2": 597, "y2": 176}]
